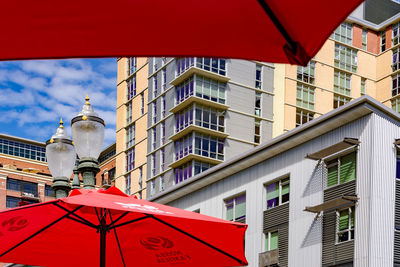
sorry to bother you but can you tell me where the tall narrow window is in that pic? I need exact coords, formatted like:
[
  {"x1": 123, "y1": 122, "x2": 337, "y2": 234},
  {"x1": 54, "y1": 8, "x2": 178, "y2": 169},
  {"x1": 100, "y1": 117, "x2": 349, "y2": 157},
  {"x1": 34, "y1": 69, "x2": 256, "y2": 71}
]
[
  {"x1": 327, "y1": 152, "x2": 356, "y2": 187},
  {"x1": 334, "y1": 44, "x2": 357, "y2": 73},
  {"x1": 161, "y1": 95, "x2": 166, "y2": 118},
  {"x1": 265, "y1": 231, "x2": 279, "y2": 251},
  {"x1": 160, "y1": 148, "x2": 165, "y2": 172},
  {"x1": 128, "y1": 57, "x2": 137, "y2": 75},
  {"x1": 254, "y1": 119, "x2": 261, "y2": 144},
  {"x1": 160, "y1": 176, "x2": 165, "y2": 191},
  {"x1": 362, "y1": 29, "x2": 368, "y2": 50},
  {"x1": 255, "y1": 92, "x2": 262, "y2": 116},
  {"x1": 296, "y1": 108, "x2": 314, "y2": 127},
  {"x1": 393, "y1": 47, "x2": 400, "y2": 72},
  {"x1": 125, "y1": 173, "x2": 131, "y2": 195},
  {"x1": 265, "y1": 177, "x2": 290, "y2": 210},
  {"x1": 153, "y1": 58, "x2": 158, "y2": 72},
  {"x1": 297, "y1": 61, "x2": 315, "y2": 84},
  {"x1": 361, "y1": 78, "x2": 366, "y2": 95},
  {"x1": 161, "y1": 122, "x2": 165, "y2": 145},
  {"x1": 153, "y1": 75, "x2": 158, "y2": 98},
  {"x1": 331, "y1": 22, "x2": 353, "y2": 45},
  {"x1": 126, "y1": 148, "x2": 135, "y2": 172},
  {"x1": 296, "y1": 84, "x2": 315, "y2": 110},
  {"x1": 141, "y1": 93, "x2": 145, "y2": 115},
  {"x1": 151, "y1": 153, "x2": 156, "y2": 176},
  {"x1": 150, "y1": 179, "x2": 156, "y2": 196},
  {"x1": 126, "y1": 123, "x2": 135, "y2": 149},
  {"x1": 162, "y1": 69, "x2": 167, "y2": 91},
  {"x1": 255, "y1": 64, "x2": 262, "y2": 89},
  {"x1": 393, "y1": 22, "x2": 400, "y2": 47},
  {"x1": 392, "y1": 73, "x2": 400, "y2": 97},
  {"x1": 126, "y1": 101, "x2": 132, "y2": 124},
  {"x1": 392, "y1": 97, "x2": 400, "y2": 113},
  {"x1": 153, "y1": 102, "x2": 157, "y2": 124},
  {"x1": 337, "y1": 206, "x2": 355, "y2": 243},
  {"x1": 127, "y1": 76, "x2": 136, "y2": 100},
  {"x1": 381, "y1": 31, "x2": 386, "y2": 52},
  {"x1": 152, "y1": 128, "x2": 157, "y2": 150},
  {"x1": 334, "y1": 70, "x2": 351, "y2": 96},
  {"x1": 225, "y1": 194, "x2": 246, "y2": 222}
]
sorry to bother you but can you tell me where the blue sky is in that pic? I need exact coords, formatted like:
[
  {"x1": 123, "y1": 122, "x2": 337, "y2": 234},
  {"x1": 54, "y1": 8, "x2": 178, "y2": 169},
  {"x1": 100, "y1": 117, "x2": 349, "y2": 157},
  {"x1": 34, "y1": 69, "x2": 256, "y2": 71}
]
[{"x1": 0, "y1": 58, "x2": 117, "y2": 147}]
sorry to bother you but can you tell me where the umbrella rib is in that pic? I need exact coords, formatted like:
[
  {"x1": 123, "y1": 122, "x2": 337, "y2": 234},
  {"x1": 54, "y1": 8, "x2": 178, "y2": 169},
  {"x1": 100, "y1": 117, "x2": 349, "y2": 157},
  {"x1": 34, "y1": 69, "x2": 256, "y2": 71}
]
[
  {"x1": 105, "y1": 211, "x2": 129, "y2": 230},
  {"x1": 150, "y1": 216, "x2": 246, "y2": 266},
  {"x1": 110, "y1": 215, "x2": 153, "y2": 230},
  {"x1": 256, "y1": 0, "x2": 297, "y2": 52},
  {"x1": 0, "y1": 201, "x2": 58, "y2": 215},
  {"x1": 53, "y1": 203, "x2": 97, "y2": 228},
  {"x1": 107, "y1": 210, "x2": 126, "y2": 267},
  {"x1": 0, "y1": 205, "x2": 84, "y2": 258}
]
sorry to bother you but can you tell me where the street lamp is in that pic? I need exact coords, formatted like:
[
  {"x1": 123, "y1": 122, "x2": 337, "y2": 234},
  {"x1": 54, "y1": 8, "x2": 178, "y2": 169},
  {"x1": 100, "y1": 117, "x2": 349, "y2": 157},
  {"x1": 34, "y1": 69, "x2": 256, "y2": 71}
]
[
  {"x1": 71, "y1": 95, "x2": 105, "y2": 189},
  {"x1": 45, "y1": 118, "x2": 76, "y2": 198}
]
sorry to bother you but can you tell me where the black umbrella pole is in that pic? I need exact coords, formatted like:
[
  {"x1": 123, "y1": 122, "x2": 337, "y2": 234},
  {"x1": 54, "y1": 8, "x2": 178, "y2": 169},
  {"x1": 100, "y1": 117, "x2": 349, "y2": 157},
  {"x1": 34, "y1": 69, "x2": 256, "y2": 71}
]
[{"x1": 100, "y1": 222, "x2": 106, "y2": 267}]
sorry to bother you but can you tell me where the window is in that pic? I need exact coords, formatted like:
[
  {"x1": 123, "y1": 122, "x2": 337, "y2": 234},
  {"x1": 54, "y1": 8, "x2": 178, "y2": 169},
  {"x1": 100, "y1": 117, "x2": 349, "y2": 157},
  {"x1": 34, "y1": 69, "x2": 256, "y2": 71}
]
[
  {"x1": 6, "y1": 196, "x2": 37, "y2": 208},
  {"x1": 225, "y1": 194, "x2": 246, "y2": 221},
  {"x1": 326, "y1": 151, "x2": 356, "y2": 187},
  {"x1": 140, "y1": 93, "x2": 145, "y2": 115},
  {"x1": 392, "y1": 73, "x2": 400, "y2": 97},
  {"x1": 297, "y1": 61, "x2": 315, "y2": 84},
  {"x1": 159, "y1": 176, "x2": 164, "y2": 191},
  {"x1": 194, "y1": 161, "x2": 215, "y2": 175},
  {"x1": 296, "y1": 108, "x2": 314, "y2": 127},
  {"x1": 7, "y1": 178, "x2": 38, "y2": 197},
  {"x1": 125, "y1": 173, "x2": 131, "y2": 195},
  {"x1": 334, "y1": 70, "x2": 351, "y2": 96},
  {"x1": 333, "y1": 94, "x2": 350, "y2": 109},
  {"x1": 126, "y1": 148, "x2": 135, "y2": 172},
  {"x1": 393, "y1": 47, "x2": 400, "y2": 72},
  {"x1": 162, "y1": 69, "x2": 167, "y2": 91},
  {"x1": 195, "y1": 105, "x2": 225, "y2": 132},
  {"x1": 265, "y1": 177, "x2": 289, "y2": 210},
  {"x1": 393, "y1": 22, "x2": 400, "y2": 47},
  {"x1": 362, "y1": 29, "x2": 368, "y2": 50},
  {"x1": 334, "y1": 44, "x2": 357, "y2": 73},
  {"x1": 161, "y1": 95, "x2": 166, "y2": 118},
  {"x1": 255, "y1": 64, "x2": 262, "y2": 89},
  {"x1": 176, "y1": 77, "x2": 194, "y2": 105},
  {"x1": 175, "y1": 135, "x2": 193, "y2": 161},
  {"x1": 138, "y1": 167, "x2": 143, "y2": 199},
  {"x1": 196, "y1": 58, "x2": 226, "y2": 76},
  {"x1": 176, "y1": 57, "x2": 195, "y2": 76},
  {"x1": 176, "y1": 106, "x2": 193, "y2": 133},
  {"x1": 254, "y1": 119, "x2": 261, "y2": 144},
  {"x1": 160, "y1": 148, "x2": 165, "y2": 171},
  {"x1": 195, "y1": 76, "x2": 226, "y2": 104},
  {"x1": 45, "y1": 185, "x2": 54, "y2": 197},
  {"x1": 161, "y1": 122, "x2": 165, "y2": 145},
  {"x1": 153, "y1": 58, "x2": 158, "y2": 72},
  {"x1": 381, "y1": 31, "x2": 386, "y2": 52},
  {"x1": 194, "y1": 133, "x2": 224, "y2": 160},
  {"x1": 392, "y1": 97, "x2": 400, "y2": 113},
  {"x1": 152, "y1": 102, "x2": 157, "y2": 124},
  {"x1": 127, "y1": 76, "x2": 136, "y2": 100},
  {"x1": 265, "y1": 231, "x2": 279, "y2": 251},
  {"x1": 174, "y1": 162, "x2": 193, "y2": 184},
  {"x1": 151, "y1": 153, "x2": 156, "y2": 176},
  {"x1": 152, "y1": 128, "x2": 157, "y2": 150},
  {"x1": 296, "y1": 83, "x2": 315, "y2": 110},
  {"x1": 153, "y1": 75, "x2": 158, "y2": 98},
  {"x1": 162, "y1": 57, "x2": 167, "y2": 65},
  {"x1": 331, "y1": 22, "x2": 353, "y2": 45},
  {"x1": 128, "y1": 57, "x2": 137, "y2": 75},
  {"x1": 360, "y1": 78, "x2": 366, "y2": 95},
  {"x1": 150, "y1": 179, "x2": 156, "y2": 195},
  {"x1": 255, "y1": 92, "x2": 262, "y2": 116},
  {"x1": 0, "y1": 138, "x2": 46, "y2": 162},
  {"x1": 126, "y1": 123, "x2": 135, "y2": 149},
  {"x1": 337, "y1": 206, "x2": 355, "y2": 243},
  {"x1": 126, "y1": 101, "x2": 132, "y2": 124}
]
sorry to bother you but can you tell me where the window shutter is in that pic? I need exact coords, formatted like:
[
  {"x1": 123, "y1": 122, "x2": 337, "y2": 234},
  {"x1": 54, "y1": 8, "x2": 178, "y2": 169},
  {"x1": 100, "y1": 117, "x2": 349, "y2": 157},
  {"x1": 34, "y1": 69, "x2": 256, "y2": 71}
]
[
  {"x1": 270, "y1": 231, "x2": 278, "y2": 250},
  {"x1": 340, "y1": 152, "x2": 356, "y2": 184},
  {"x1": 339, "y1": 210, "x2": 349, "y2": 231},
  {"x1": 327, "y1": 165, "x2": 338, "y2": 187}
]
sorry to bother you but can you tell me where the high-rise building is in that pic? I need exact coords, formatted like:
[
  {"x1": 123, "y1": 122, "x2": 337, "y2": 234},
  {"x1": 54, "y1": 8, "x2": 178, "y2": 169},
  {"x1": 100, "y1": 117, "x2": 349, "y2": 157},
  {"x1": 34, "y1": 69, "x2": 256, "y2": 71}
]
[{"x1": 116, "y1": 57, "x2": 274, "y2": 198}]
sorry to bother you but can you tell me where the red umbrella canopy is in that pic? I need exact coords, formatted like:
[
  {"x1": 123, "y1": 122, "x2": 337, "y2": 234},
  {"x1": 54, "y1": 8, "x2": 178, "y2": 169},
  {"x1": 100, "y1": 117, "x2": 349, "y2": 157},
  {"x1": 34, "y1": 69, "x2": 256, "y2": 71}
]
[
  {"x1": 1, "y1": 0, "x2": 363, "y2": 65},
  {"x1": 0, "y1": 187, "x2": 247, "y2": 267}
]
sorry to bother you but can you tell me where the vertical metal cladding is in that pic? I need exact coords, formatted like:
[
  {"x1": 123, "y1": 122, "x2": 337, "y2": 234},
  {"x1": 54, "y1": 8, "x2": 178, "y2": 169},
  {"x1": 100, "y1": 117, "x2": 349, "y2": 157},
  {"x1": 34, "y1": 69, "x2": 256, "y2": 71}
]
[{"x1": 394, "y1": 180, "x2": 400, "y2": 263}]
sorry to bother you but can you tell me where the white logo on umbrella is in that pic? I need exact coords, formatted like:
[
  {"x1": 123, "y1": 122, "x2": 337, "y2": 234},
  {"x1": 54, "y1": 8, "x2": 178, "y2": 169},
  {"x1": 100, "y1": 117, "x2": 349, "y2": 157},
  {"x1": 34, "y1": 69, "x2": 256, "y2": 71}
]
[{"x1": 114, "y1": 202, "x2": 173, "y2": 215}]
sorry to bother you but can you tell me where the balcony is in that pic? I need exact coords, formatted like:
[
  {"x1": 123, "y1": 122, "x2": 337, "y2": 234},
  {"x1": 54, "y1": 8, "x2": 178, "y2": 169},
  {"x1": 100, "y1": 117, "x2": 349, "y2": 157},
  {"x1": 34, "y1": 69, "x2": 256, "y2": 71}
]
[
  {"x1": 170, "y1": 125, "x2": 228, "y2": 141},
  {"x1": 258, "y1": 249, "x2": 279, "y2": 267},
  {"x1": 21, "y1": 191, "x2": 40, "y2": 201},
  {"x1": 170, "y1": 95, "x2": 229, "y2": 114},
  {"x1": 171, "y1": 67, "x2": 230, "y2": 86},
  {"x1": 169, "y1": 153, "x2": 223, "y2": 169}
]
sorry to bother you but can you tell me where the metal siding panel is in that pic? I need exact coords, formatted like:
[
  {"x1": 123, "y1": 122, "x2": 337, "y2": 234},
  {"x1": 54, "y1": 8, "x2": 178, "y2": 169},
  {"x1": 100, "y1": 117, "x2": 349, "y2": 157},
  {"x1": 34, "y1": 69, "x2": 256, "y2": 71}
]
[
  {"x1": 324, "y1": 180, "x2": 356, "y2": 202},
  {"x1": 278, "y1": 224, "x2": 289, "y2": 267},
  {"x1": 263, "y1": 203, "x2": 289, "y2": 230}
]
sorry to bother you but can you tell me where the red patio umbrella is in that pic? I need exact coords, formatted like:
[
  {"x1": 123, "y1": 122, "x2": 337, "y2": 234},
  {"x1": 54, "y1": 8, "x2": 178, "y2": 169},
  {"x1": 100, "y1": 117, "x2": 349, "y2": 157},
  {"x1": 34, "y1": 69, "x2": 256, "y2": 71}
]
[
  {"x1": 0, "y1": 187, "x2": 247, "y2": 267},
  {"x1": 0, "y1": 0, "x2": 363, "y2": 65}
]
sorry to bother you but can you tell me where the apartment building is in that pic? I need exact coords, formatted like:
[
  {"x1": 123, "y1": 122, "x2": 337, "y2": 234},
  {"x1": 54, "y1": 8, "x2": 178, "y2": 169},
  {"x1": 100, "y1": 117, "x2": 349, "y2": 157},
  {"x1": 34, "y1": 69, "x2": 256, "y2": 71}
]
[
  {"x1": 150, "y1": 96, "x2": 400, "y2": 267},
  {"x1": 274, "y1": 0, "x2": 400, "y2": 135}
]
